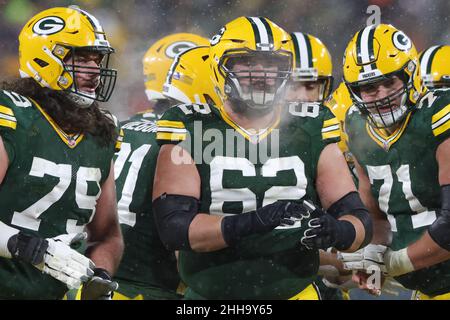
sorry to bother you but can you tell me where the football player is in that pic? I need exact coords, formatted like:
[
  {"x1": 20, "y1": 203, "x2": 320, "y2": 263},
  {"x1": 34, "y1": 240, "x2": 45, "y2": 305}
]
[
  {"x1": 285, "y1": 31, "x2": 352, "y2": 300},
  {"x1": 419, "y1": 45, "x2": 450, "y2": 89},
  {"x1": 339, "y1": 24, "x2": 450, "y2": 299},
  {"x1": 112, "y1": 33, "x2": 208, "y2": 300},
  {"x1": 0, "y1": 6, "x2": 123, "y2": 299},
  {"x1": 286, "y1": 32, "x2": 333, "y2": 104},
  {"x1": 152, "y1": 16, "x2": 372, "y2": 299}
]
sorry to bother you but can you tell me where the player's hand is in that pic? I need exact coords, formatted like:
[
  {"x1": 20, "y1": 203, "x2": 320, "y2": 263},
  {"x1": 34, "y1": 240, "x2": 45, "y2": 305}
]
[
  {"x1": 338, "y1": 243, "x2": 388, "y2": 273},
  {"x1": 352, "y1": 270, "x2": 385, "y2": 296},
  {"x1": 8, "y1": 232, "x2": 95, "y2": 289},
  {"x1": 251, "y1": 201, "x2": 311, "y2": 232},
  {"x1": 338, "y1": 244, "x2": 414, "y2": 277},
  {"x1": 300, "y1": 200, "x2": 354, "y2": 250},
  {"x1": 81, "y1": 268, "x2": 118, "y2": 300}
]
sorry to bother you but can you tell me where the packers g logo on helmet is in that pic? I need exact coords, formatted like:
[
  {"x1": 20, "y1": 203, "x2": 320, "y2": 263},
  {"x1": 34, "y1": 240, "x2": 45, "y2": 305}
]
[
  {"x1": 143, "y1": 33, "x2": 209, "y2": 102},
  {"x1": 32, "y1": 16, "x2": 65, "y2": 35},
  {"x1": 343, "y1": 24, "x2": 425, "y2": 128},
  {"x1": 392, "y1": 31, "x2": 412, "y2": 51},
  {"x1": 165, "y1": 41, "x2": 198, "y2": 58}
]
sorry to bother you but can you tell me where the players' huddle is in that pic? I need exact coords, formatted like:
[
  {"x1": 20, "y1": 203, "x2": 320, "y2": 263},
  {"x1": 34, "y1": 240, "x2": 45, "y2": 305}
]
[{"x1": 0, "y1": 6, "x2": 449, "y2": 300}]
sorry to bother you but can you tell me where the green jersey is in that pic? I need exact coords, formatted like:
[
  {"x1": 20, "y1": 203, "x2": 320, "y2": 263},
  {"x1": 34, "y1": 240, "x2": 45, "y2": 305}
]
[
  {"x1": 156, "y1": 102, "x2": 341, "y2": 299},
  {"x1": 113, "y1": 114, "x2": 180, "y2": 299},
  {"x1": 0, "y1": 90, "x2": 118, "y2": 299},
  {"x1": 345, "y1": 89, "x2": 450, "y2": 296}
]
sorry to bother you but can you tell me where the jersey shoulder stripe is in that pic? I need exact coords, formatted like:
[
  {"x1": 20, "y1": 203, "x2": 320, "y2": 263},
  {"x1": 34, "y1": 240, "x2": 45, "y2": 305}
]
[
  {"x1": 431, "y1": 103, "x2": 450, "y2": 137},
  {"x1": 321, "y1": 116, "x2": 340, "y2": 140},
  {"x1": 0, "y1": 105, "x2": 16, "y2": 130}
]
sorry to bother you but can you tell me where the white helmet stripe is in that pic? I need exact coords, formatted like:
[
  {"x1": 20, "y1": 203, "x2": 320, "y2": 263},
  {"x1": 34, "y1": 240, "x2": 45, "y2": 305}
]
[
  {"x1": 360, "y1": 25, "x2": 376, "y2": 73},
  {"x1": 420, "y1": 45, "x2": 440, "y2": 78},
  {"x1": 248, "y1": 17, "x2": 270, "y2": 51},
  {"x1": 292, "y1": 32, "x2": 309, "y2": 69},
  {"x1": 72, "y1": 7, "x2": 106, "y2": 40}
]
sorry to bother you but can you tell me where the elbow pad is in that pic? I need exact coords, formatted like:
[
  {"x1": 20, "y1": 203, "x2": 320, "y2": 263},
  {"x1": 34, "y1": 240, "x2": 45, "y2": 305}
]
[
  {"x1": 428, "y1": 185, "x2": 450, "y2": 251},
  {"x1": 327, "y1": 191, "x2": 373, "y2": 248},
  {"x1": 152, "y1": 193, "x2": 199, "y2": 251}
]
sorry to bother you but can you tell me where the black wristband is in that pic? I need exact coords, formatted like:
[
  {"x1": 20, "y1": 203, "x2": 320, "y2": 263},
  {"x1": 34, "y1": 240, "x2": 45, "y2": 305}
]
[
  {"x1": 7, "y1": 232, "x2": 48, "y2": 265},
  {"x1": 328, "y1": 191, "x2": 372, "y2": 248},
  {"x1": 221, "y1": 213, "x2": 255, "y2": 246}
]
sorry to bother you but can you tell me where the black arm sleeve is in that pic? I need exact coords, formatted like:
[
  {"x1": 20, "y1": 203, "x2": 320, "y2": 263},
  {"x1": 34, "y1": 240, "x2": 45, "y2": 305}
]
[
  {"x1": 327, "y1": 191, "x2": 373, "y2": 248},
  {"x1": 152, "y1": 193, "x2": 200, "y2": 251},
  {"x1": 428, "y1": 185, "x2": 450, "y2": 251}
]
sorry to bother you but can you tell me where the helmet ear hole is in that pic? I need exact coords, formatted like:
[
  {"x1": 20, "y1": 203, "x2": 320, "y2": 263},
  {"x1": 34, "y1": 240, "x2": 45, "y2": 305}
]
[{"x1": 33, "y1": 58, "x2": 49, "y2": 68}]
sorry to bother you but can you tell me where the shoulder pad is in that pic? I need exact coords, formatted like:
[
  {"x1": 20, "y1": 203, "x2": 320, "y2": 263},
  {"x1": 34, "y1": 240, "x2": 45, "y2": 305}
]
[
  {"x1": 320, "y1": 107, "x2": 341, "y2": 142},
  {"x1": 0, "y1": 90, "x2": 34, "y2": 131}
]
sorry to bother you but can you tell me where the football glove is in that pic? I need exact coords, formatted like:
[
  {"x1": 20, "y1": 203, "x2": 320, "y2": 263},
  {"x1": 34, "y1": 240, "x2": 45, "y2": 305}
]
[
  {"x1": 338, "y1": 244, "x2": 414, "y2": 277},
  {"x1": 81, "y1": 268, "x2": 118, "y2": 300},
  {"x1": 300, "y1": 200, "x2": 355, "y2": 250},
  {"x1": 7, "y1": 232, "x2": 95, "y2": 289},
  {"x1": 221, "y1": 200, "x2": 311, "y2": 246}
]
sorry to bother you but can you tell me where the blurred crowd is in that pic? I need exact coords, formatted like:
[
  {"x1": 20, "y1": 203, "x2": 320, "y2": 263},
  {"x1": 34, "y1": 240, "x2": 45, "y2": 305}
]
[{"x1": 1, "y1": 0, "x2": 449, "y2": 120}]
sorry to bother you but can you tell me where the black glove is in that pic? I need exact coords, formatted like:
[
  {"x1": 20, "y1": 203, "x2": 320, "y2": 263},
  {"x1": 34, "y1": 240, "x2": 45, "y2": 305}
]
[
  {"x1": 81, "y1": 268, "x2": 118, "y2": 300},
  {"x1": 7, "y1": 232, "x2": 48, "y2": 265},
  {"x1": 221, "y1": 201, "x2": 310, "y2": 246},
  {"x1": 300, "y1": 200, "x2": 355, "y2": 250}
]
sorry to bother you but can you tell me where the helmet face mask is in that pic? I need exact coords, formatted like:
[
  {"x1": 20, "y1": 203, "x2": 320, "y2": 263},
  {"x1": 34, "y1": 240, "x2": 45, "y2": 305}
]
[
  {"x1": 347, "y1": 69, "x2": 413, "y2": 128},
  {"x1": 64, "y1": 46, "x2": 117, "y2": 106},
  {"x1": 221, "y1": 49, "x2": 291, "y2": 113}
]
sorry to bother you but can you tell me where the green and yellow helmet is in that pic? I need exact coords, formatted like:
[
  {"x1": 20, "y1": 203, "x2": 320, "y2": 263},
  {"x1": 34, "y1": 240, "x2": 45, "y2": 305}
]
[
  {"x1": 419, "y1": 45, "x2": 450, "y2": 89},
  {"x1": 19, "y1": 6, "x2": 117, "y2": 103},
  {"x1": 163, "y1": 46, "x2": 222, "y2": 107},
  {"x1": 143, "y1": 33, "x2": 209, "y2": 102},
  {"x1": 289, "y1": 32, "x2": 333, "y2": 102},
  {"x1": 209, "y1": 16, "x2": 293, "y2": 114},
  {"x1": 343, "y1": 24, "x2": 425, "y2": 128}
]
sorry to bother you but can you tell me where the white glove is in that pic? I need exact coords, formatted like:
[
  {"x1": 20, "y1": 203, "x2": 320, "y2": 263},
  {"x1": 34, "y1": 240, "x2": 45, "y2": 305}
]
[
  {"x1": 35, "y1": 233, "x2": 95, "y2": 289},
  {"x1": 338, "y1": 244, "x2": 414, "y2": 277}
]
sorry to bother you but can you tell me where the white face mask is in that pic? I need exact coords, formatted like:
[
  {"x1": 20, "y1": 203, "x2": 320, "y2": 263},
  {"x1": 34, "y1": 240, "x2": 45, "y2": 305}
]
[
  {"x1": 241, "y1": 90, "x2": 276, "y2": 106},
  {"x1": 66, "y1": 90, "x2": 96, "y2": 108},
  {"x1": 370, "y1": 104, "x2": 408, "y2": 127}
]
